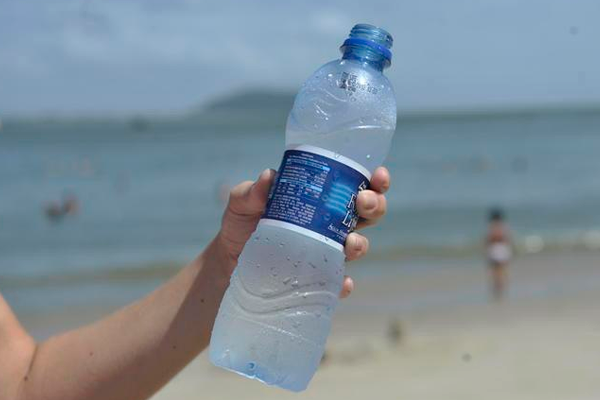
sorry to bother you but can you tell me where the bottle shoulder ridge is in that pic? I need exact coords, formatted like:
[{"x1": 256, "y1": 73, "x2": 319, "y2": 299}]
[{"x1": 306, "y1": 59, "x2": 395, "y2": 93}]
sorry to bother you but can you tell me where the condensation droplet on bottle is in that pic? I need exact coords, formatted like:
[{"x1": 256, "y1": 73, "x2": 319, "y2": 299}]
[
  {"x1": 264, "y1": 237, "x2": 270, "y2": 243},
  {"x1": 309, "y1": 262, "x2": 317, "y2": 269},
  {"x1": 254, "y1": 235, "x2": 260, "y2": 241},
  {"x1": 350, "y1": 97, "x2": 356, "y2": 102},
  {"x1": 291, "y1": 279, "x2": 299, "y2": 288},
  {"x1": 282, "y1": 277, "x2": 291, "y2": 285},
  {"x1": 302, "y1": 293, "x2": 308, "y2": 299},
  {"x1": 316, "y1": 311, "x2": 322, "y2": 318},
  {"x1": 286, "y1": 256, "x2": 291, "y2": 261},
  {"x1": 279, "y1": 242, "x2": 285, "y2": 248},
  {"x1": 327, "y1": 73, "x2": 333, "y2": 78},
  {"x1": 270, "y1": 267, "x2": 277, "y2": 277},
  {"x1": 319, "y1": 280, "x2": 326, "y2": 286},
  {"x1": 323, "y1": 255, "x2": 328, "y2": 263},
  {"x1": 293, "y1": 320, "x2": 301, "y2": 328},
  {"x1": 324, "y1": 116, "x2": 329, "y2": 121},
  {"x1": 293, "y1": 261, "x2": 301, "y2": 268},
  {"x1": 255, "y1": 264, "x2": 261, "y2": 268},
  {"x1": 366, "y1": 154, "x2": 371, "y2": 159},
  {"x1": 312, "y1": 123, "x2": 318, "y2": 129}
]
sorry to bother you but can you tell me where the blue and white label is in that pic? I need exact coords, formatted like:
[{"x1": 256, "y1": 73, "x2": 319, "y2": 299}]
[{"x1": 260, "y1": 145, "x2": 371, "y2": 251}]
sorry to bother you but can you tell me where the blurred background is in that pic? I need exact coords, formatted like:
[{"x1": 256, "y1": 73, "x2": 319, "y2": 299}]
[{"x1": 1, "y1": 1, "x2": 600, "y2": 399}]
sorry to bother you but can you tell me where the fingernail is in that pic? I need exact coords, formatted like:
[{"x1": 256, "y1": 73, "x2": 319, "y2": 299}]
[
  {"x1": 354, "y1": 242, "x2": 363, "y2": 253},
  {"x1": 352, "y1": 236, "x2": 363, "y2": 252},
  {"x1": 364, "y1": 194, "x2": 377, "y2": 210}
]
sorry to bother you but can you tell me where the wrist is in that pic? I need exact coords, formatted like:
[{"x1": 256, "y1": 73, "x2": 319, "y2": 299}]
[{"x1": 200, "y1": 232, "x2": 237, "y2": 288}]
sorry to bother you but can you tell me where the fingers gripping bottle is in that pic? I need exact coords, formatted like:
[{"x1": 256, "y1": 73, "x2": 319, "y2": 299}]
[{"x1": 210, "y1": 24, "x2": 397, "y2": 391}]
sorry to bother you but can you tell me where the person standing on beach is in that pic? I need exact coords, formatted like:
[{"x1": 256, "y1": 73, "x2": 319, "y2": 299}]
[
  {"x1": 485, "y1": 208, "x2": 513, "y2": 300},
  {"x1": 0, "y1": 167, "x2": 390, "y2": 400}
]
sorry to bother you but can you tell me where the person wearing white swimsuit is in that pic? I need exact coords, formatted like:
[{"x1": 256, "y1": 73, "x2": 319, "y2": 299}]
[{"x1": 486, "y1": 208, "x2": 513, "y2": 300}]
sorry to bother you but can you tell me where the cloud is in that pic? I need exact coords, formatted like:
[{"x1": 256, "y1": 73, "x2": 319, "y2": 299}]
[{"x1": 1, "y1": 0, "x2": 599, "y2": 115}]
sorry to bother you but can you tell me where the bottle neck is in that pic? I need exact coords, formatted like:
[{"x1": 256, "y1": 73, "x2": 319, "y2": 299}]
[
  {"x1": 341, "y1": 45, "x2": 388, "y2": 72},
  {"x1": 339, "y1": 25, "x2": 393, "y2": 72}
]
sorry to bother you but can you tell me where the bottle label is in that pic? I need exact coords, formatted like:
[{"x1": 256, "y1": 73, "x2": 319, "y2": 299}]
[{"x1": 260, "y1": 145, "x2": 371, "y2": 252}]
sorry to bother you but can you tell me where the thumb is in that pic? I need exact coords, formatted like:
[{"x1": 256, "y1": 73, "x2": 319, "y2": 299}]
[
  {"x1": 227, "y1": 169, "x2": 276, "y2": 217},
  {"x1": 219, "y1": 169, "x2": 276, "y2": 263}
]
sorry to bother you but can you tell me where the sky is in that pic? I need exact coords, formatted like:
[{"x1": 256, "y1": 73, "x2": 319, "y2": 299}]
[{"x1": 1, "y1": 0, "x2": 599, "y2": 116}]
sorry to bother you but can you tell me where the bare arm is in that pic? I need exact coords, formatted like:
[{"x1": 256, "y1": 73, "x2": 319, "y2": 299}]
[
  {"x1": 0, "y1": 294, "x2": 36, "y2": 400},
  {"x1": 1, "y1": 167, "x2": 390, "y2": 400},
  {"x1": 12, "y1": 239, "x2": 230, "y2": 400}
]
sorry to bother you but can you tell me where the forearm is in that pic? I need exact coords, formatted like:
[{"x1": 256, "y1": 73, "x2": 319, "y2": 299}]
[{"x1": 18, "y1": 237, "x2": 232, "y2": 400}]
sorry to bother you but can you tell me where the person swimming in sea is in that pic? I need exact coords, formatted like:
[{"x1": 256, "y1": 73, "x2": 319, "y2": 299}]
[
  {"x1": 485, "y1": 208, "x2": 513, "y2": 300},
  {"x1": 43, "y1": 192, "x2": 80, "y2": 221}
]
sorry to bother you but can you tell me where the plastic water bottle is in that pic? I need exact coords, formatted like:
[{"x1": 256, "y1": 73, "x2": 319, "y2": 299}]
[{"x1": 210, "y1": 23, "x2": 397, "y2": 391}]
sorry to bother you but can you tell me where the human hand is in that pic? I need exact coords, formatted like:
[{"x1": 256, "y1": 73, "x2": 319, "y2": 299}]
[{"x1": 217, "y1": 167, "x2": 390, "y2": 298}]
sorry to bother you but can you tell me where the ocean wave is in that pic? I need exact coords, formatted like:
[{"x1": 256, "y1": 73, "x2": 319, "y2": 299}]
[
  {"x1": 367, "y1": 230, "x2": 600, "y2": 261},
  {"x1": 2, "y1": 231, "x2": 599, "y2": 290},
  {"x1": 0, "y1": 262, "x2": 180, "y2": 290}
]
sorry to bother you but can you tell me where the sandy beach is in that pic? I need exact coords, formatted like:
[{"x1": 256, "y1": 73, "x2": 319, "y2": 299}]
[
  {"x1": 145, "y1": 250, "x2": 599, "y2": 400},
  {"x1": 13, "y1": 250, "x2": 600, "y2": 400}
]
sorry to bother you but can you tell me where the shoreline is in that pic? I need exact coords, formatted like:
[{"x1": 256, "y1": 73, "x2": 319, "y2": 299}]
[{"x1": 9, "y1": 249, "x2": 600, "y2": 339}]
